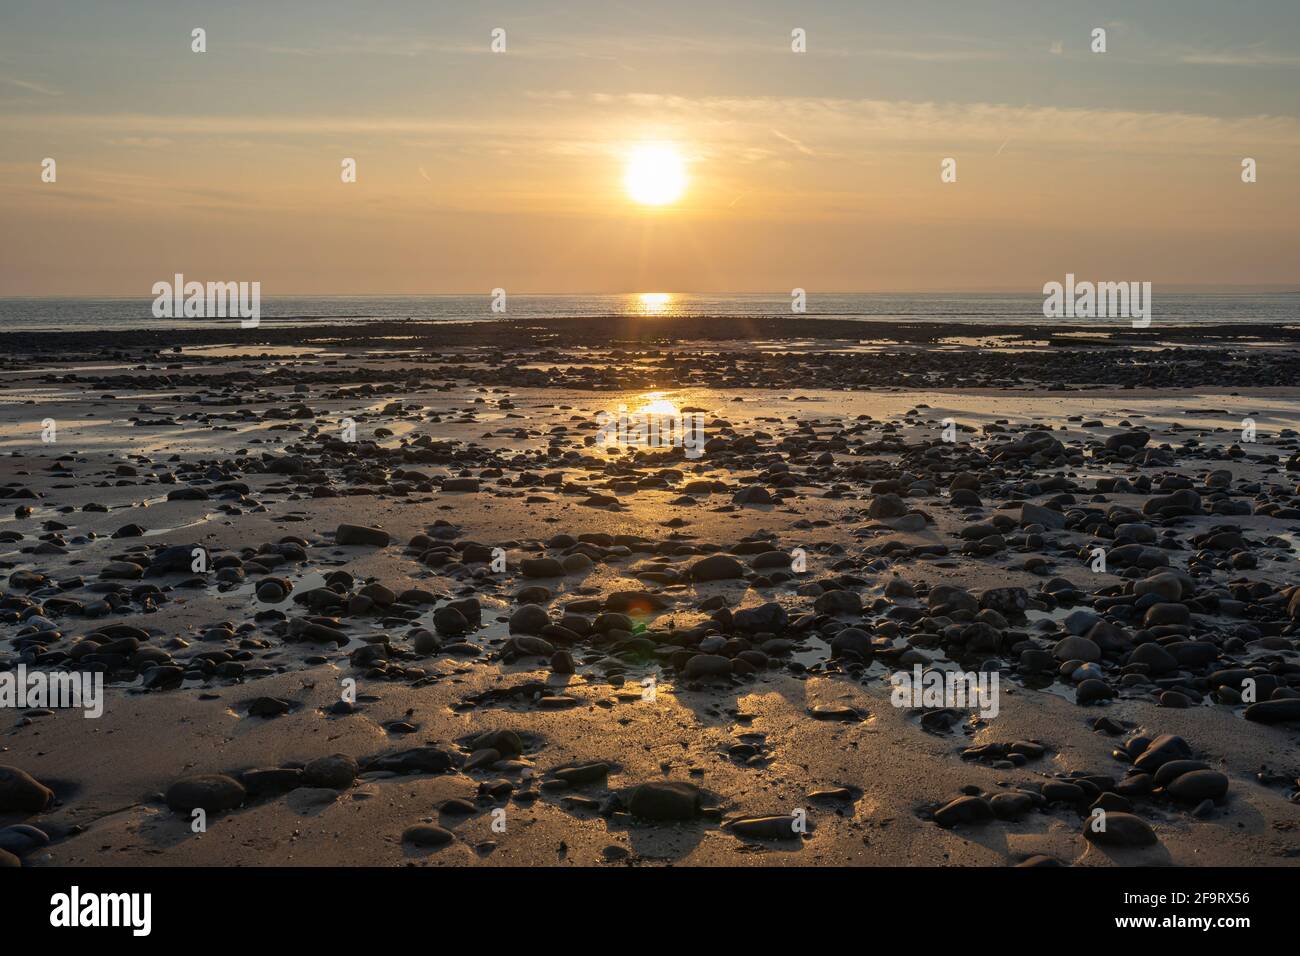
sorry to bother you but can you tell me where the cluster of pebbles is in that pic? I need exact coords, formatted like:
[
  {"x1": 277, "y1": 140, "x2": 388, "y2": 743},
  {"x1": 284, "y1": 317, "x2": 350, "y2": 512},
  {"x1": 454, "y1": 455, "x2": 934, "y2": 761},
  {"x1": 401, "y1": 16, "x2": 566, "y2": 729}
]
[
  {"x1": 5, "y1": 316, "x2": 1300, "y2": 391},
  {"x1": 15, "y1": 341, "x2": 1300, "y2": 395},
  {"x1": 931, "y1": 731, "x2": 1233, "y2": 864},
  {"x1": 2, "y1": 335, "x2": 1299, "y2": 866},
  {"x1": 2, "y1": 731, "x2": 806, "y2": 864}
]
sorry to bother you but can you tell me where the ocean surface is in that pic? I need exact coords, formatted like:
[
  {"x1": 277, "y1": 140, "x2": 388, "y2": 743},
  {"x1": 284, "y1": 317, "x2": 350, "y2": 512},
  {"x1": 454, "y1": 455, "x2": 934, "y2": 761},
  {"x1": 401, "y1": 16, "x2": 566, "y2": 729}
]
[{"x1": 0, "y1": 292, "x2": 1295, "y2": 333}]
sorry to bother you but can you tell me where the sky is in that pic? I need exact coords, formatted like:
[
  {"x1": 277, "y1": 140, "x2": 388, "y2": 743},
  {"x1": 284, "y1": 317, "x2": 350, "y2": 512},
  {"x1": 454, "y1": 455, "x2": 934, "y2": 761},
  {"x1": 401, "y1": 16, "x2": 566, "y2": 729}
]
[{"x1": 1, "y1": 0, "x2": 1298, "y2": 295}]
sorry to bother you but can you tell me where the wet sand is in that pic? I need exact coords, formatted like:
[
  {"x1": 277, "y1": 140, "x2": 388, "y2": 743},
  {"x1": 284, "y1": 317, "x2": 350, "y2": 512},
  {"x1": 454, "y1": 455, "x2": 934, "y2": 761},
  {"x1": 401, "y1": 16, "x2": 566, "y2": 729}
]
[{"x1": 1, "y1": 330, "x2": 1298, "y2": 867}]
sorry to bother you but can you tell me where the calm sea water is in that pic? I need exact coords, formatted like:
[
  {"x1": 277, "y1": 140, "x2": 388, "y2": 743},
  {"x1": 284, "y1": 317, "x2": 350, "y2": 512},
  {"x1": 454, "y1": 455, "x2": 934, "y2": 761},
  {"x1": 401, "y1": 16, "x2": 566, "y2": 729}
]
[{"x1": 0, "y1": 292, "x2": 1294, "y2": 333}]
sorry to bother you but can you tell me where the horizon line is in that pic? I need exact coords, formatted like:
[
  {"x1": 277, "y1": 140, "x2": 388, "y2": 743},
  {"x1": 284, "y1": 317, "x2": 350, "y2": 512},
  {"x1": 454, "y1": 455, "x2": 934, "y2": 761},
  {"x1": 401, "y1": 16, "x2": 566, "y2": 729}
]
[{"x1": 2, "y1": 287, "x2": 1297, "y2": 300}]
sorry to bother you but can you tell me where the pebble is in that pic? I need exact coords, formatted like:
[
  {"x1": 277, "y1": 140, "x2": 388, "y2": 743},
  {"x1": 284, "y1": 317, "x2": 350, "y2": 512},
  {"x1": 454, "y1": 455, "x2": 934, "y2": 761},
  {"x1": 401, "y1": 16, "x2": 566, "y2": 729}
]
[
  {"x1": 725, "y1": 813, "x2": 808, "y2": 840},
  {"x1": 0, "y1": 766, "x2": 54, "y2": 813},
  {"x1": 683, "y1": 654, "x2": 732, "y2": 679},
  {"x1": 334, "y1": 524, "x2": 391, "y2": 547},
  {"x1": 689, "y1": 555, "x2": 746, "y2": 581},
  {"x1": 1166, "y1": 770, "x2": 1229, "y2": 803},
  {"x1": 165, "y1": 774, "x2": 246, "y2": 812},
  {"x1": 303, "y1": 754, "x2": 358, "y2": 790},
  {"x1": 1083, "y1": 811, "x2": 1158, "y2": 848},
  {"x1": 625, "y1": 781, "x2": 704, "y2": 820},
  {"x1": 934, "y1": 795, "x2": 994, "y2": 828},
  {"x1": 402, "y1": 824, "x2": 454, "y2": 847},
  {"x1": 0, "y1": 823, "x2": 50, "y2": 856}
]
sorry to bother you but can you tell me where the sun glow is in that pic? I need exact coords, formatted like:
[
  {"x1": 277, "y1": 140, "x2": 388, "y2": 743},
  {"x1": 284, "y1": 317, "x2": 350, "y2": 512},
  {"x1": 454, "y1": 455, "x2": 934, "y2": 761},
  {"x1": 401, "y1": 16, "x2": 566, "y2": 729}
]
[
  {"x1": 636, "y1": 292, "x2": 672, "y2": 314},
  {"x1": 624, "y1": 143, "x2": 687, "y2": 206},
  {"x1": 633, "y1": 393, "x2": 681, "y2": 417}
]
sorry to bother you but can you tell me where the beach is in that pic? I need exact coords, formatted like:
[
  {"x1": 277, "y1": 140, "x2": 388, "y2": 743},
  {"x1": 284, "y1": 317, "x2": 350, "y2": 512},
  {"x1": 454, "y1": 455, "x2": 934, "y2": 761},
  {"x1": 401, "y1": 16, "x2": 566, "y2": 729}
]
[{"x1": 1, "y1": 318, "x2": 1297, "y2": 867}]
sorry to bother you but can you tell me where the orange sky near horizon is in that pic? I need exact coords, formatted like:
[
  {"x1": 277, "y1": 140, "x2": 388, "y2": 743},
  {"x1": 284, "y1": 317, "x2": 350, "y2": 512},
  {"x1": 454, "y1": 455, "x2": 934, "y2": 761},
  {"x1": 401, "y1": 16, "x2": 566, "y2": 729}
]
[{"x1": 1, "y1": 1, "x2": 1297, "y2": 295}]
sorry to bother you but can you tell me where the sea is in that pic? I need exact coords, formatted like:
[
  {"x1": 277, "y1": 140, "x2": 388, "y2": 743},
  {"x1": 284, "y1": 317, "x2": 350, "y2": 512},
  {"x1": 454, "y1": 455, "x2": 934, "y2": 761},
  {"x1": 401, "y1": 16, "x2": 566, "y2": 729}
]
[{"x1": 0, "y1": 292, "x2": 1294, "y2": 333}]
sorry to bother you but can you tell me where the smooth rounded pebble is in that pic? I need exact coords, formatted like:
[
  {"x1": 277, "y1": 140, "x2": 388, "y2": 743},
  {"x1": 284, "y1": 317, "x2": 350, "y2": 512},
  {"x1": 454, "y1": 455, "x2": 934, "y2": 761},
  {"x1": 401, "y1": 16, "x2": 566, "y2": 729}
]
[{"x1": 402, "y1": 824, "x2": 454, "y2": 847}]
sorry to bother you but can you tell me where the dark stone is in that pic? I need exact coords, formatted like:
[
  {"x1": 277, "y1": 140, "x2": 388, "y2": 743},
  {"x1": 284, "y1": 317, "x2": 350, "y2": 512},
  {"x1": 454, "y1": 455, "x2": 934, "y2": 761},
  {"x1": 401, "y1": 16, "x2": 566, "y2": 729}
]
[
  {"x1": 625, "y1": 781, "x2": 703, "y2": 821},
  {"x1": 165, "y1": 774, "x2": 246, "y2": 812},
  {"x1": 0, "y1": 766, "x2": 54, "y2": 813}
]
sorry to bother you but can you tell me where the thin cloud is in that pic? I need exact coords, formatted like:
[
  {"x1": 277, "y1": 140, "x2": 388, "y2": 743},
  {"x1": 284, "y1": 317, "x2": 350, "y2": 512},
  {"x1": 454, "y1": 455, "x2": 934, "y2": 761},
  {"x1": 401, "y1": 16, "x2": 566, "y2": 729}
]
[
  {"x1": 6, "y1": 94, "x2": 1299, "y2": 162},
  {"x1": 0, "y1": 76, "x2": 61, "y2": 96},
  {"x1": 242, "y1": 31, "x2": 1006, "y2": 63},
  {"x1": 106, "y1": 137, "x2": 174, "y2": 148},
  {"x1": 1180, "y1": 51, "x2": 1300, "y2": 67},
  {"x1": 770, "y1": 129, "x2": 815, "y2": 156}
]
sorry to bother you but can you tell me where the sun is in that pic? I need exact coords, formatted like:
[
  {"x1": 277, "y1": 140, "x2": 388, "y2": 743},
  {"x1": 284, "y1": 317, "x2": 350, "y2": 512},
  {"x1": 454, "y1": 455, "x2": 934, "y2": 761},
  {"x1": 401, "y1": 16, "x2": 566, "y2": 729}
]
[{"x1": 624, "y1": 143, "x2": 687, "y2": 206}]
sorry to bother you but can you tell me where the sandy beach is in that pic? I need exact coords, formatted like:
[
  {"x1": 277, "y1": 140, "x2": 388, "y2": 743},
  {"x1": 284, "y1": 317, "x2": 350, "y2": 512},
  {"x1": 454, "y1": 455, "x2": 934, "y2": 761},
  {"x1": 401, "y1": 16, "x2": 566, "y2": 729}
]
[
  {"x1": 9, "y1": 2, "x2": 1300, "y2": 937},
  {"x1": 1, "y1": 320, "x2": 1297, "y2": 868}
]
